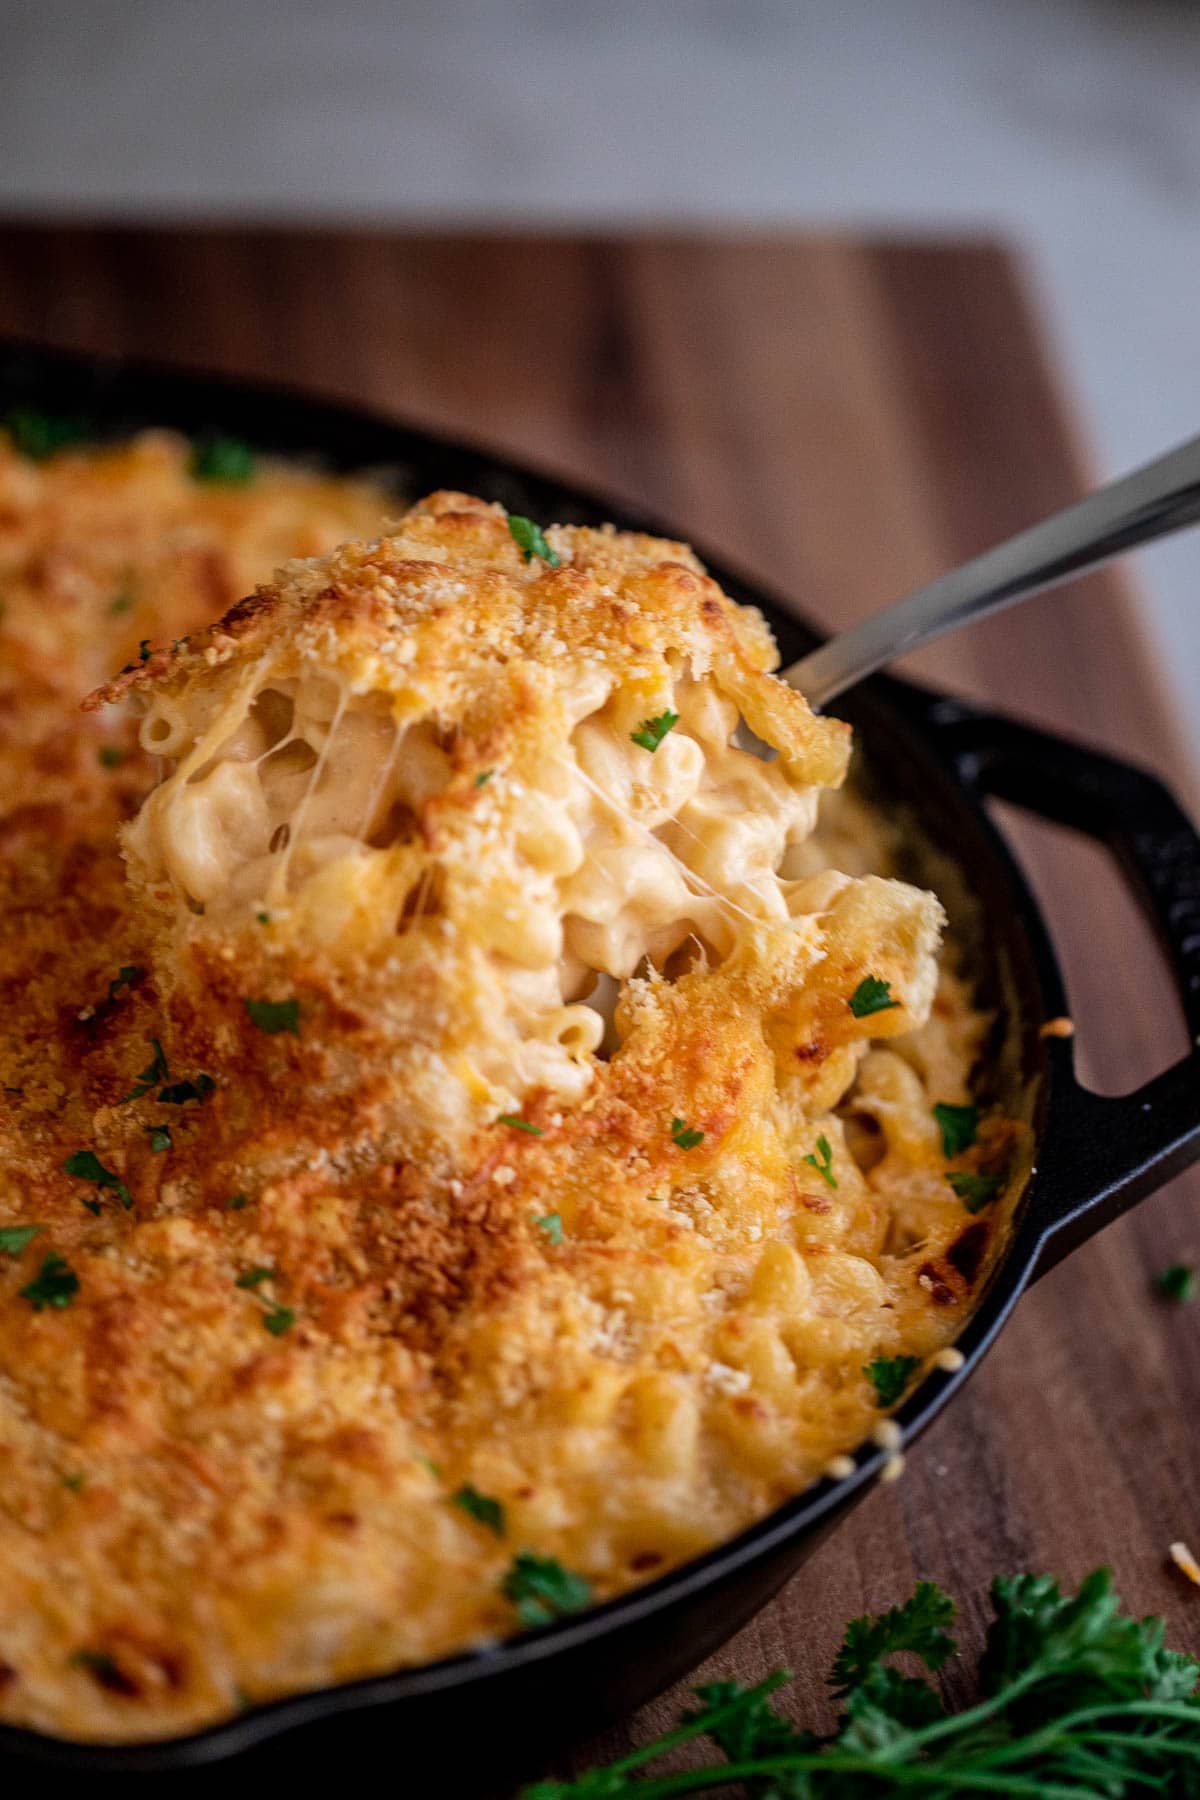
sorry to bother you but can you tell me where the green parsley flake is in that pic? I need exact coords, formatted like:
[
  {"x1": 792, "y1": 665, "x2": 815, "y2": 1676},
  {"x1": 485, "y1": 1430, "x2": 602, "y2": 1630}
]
[
  {"x1": 235, "y1": 1266, "x2": 275, "y2": 1290},
  {"x1": 138, "y1": 639, "x2": 152, "y2": 663},
  {"x1": 244, "y1": 996, "x2": 301, "y2": 1036},
  {"x1": 507, "y1": 515, "x2": 561, "y2": 567},
  {"x1": 532, "y1": 1212, "x2": 564, "y2": 1245},
  {"x1": 97, "y1": 745, "x2": 126, "y2": 769},
  {"x1": 865, "y1": 1354, "x2": 921, "y2": 1408},
  {"x1": 262, "y1": 1305, "x2": 295, "y2": 1336},
  {"x1": 144, "y1": 1125, "x2": 172, "y2": 1153},
  {"x1": 474, "y1": 769, "x2": 494, "y2": 788},
  {"x1": 933, "y1": 1101, "x2": 979, "y2": 1157},
  {"x1": 802, "y1": 1133, "x2": 838, "y2": 1190},
  {"x1": 498, "y1": 1114, "x2": 543, "y2": 1135},
  {"x1": 946, "y1": 1170, "x2": 1002, "y2": 1212},
  {"x1": 62, "y1": 1149, "x2": 133, "y2": 1211},
  {"x1": 108, "y1": 591, "x2": 134, "y2": 616},
  {"x1": 256, "y1": 911, "x2": 271, "y2": 925},
  {"x1": 671, "y1": 1116, "x2": 704, "y2": 1151},
  {"x1": 849, "y1": 975, "x2": 900, "y2": 1019},
  {"x1": 121, "y1": 1037, "x2": 169, "y2": 1102},
  {"x1": 452, "y1": 1484, "x2": 506, "y2": 1537},
  {"x1": 108, "y1": 965, "x2": 144, "y2": 1001},
  {"x1": 189, "y1": 435, "x2": 256, "y2": 485},
  {"x1": 0, "y1": 1224, "x2": 43, "y2": 1255},
  {"x1": 61, "y1": 1472, "x2": 85, "y2": 1493},
  {"x1": 3, "y1": 409, "x2": 90, "y2": 461},
  {"x1": 227, "y1": 1193, "x2": 249, "y2": 1211},
  {"x1": 416, "y1": 1454, "x2": 442, "y2": 1480},
  {"x1": 630, "y1": 710, "x2": 680, "y2": 753},
  {"x1": 1155, "y1": 1262, "x2": 1196, "y2": 1304},
  {"x1": 20, "y1": 1252, "x2": 80, "y2": 1312},
  {"x1": 501, "y1": 1551, "x2": 592, "y2": 1629},
  {"x1": 157, "y1": 1073, "x2": 216, "y2": 1105}
]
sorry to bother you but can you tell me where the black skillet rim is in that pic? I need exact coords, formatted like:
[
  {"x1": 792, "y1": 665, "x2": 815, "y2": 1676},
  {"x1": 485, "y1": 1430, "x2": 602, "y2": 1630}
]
[{"x1": 0, "y1": 341, "x2": 1068, "y2": 1767}]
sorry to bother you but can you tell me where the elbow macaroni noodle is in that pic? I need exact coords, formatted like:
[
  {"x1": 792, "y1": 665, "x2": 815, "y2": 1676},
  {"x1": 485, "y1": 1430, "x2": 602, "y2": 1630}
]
[{"x1": 0, "y1": 450, "x2": 1023, "y2": 1743}]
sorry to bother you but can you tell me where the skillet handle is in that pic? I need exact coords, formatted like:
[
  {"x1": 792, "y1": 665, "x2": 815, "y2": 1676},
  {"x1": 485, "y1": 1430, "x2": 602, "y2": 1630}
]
[{"x1": 926, "y1": 705, "x2": 1200, "y2": 1274}]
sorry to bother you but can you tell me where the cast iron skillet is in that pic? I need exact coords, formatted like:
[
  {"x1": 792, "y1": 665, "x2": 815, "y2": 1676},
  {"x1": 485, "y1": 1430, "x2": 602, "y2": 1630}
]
[{"x1": 3, "y1": 342, "x2": 1200, "y2": 1789}]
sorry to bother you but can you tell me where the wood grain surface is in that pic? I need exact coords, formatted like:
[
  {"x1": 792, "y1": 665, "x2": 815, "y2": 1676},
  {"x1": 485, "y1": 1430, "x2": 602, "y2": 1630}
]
[{"x1": 2, "y1": 226, "x2": 1199, "y2": 1786}]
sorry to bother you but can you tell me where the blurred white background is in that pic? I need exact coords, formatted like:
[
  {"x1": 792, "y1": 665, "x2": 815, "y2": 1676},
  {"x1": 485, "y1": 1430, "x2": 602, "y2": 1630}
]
[{"x1": 2, "y1": 0, "x2": 1199, "y2": 740}]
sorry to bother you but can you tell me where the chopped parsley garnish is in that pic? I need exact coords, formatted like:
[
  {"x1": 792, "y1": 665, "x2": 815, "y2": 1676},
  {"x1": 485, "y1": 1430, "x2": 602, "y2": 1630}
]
[
  {"x1": 416, "y1": 1455, "x2": 442, "y2": 1480},
  {"x1": 138, "y1": 638, "x2": 152, "y2": 663},
  {"x1": 244, "y1": 996, "x2": 301, "y2": 1036},
  {"x1": 235, "y1": 1266, "x2": 275, "y2": 1290},
  {"x1": 530, "y1": 1567, "x2": 1200, "y2": 1799},
  {"x1": 157, "y1": 1073, "x2": 216, "y2": 1105},
  {"x1": 108, "y1": 964, "x2": 144, "y2": 1001},
  {"x1": 474, "y1": 769, "x2": 494, "y2": 788},
  {"x1": 498, "y1": 1114, "x2": 543, "y2": 1135},
  {"x1": 189, "y1": 434, "x2": 256, "y2": 485},
  {"x1": 108, "y1": 591, "x2": 134, "y2": 616},
  {"x1": 61, "y1": 1472, "x2": 85, "y2": 1493},
  {"x1": 97, "y1": 744, "x2": 126, "y2": 769},
  {"x1": 630, "y1": 710, "x2": 680, "y2": 753},
  {"x1": 68, "y1": 1649, "x2": 123, "y2": 1686},
  {"x1": 62, "y1": 1149, "x2": 133, "y2": 1210},
  {"x1": 144, "y1": 1125, "x2": 172, "y2": 1153},
  {"x1": 0, "y1": 1224, "x2": 43, "y2": 1255},
  {"x1": 670, "y1": 1116, "x2": 704, "y2": 1150},
  {"x1": 507, "y1": 515, "x2": 561, "y2": 567},
  {"x1": 501, "y1": 1551, "x2": 592, "y2": 1629},
  {"x1": 1156, "y1": 1261, "x2": 1196, "y2": 1304},
  {"x1": 20, "y1": 1252, "x2": 80, "y2": 1312},
  {"x1": 227, "y1": 1192, "x2": 248, "y2": 1211},
  {"x1": 452, "y1": 1484, "x2": 506, "y2": 1537},
  {"x1": 532, "y1": 1212, "x2": 564, "y2": 1245},
  {"x1": 121, "y1": 1037, "x2": 169, "y2": 1102},
  {"x1": 946, "y1": 1170, "x2": 1002, "y2": 1212},
  {"x1": 3, "y1": 408, "x2": 90, "y2": 461},
  {"x1": 849, "y1": 975, "x2": 900, "y2": 1019},
  {"x1": 262, "y1": 1305, "x2": 295, "y2": 1336},
  {"x1": 256, "y1": 910, "x2": 271, "y2": 924},
  {"x1": 933, "y1": 1101, "x2": 979, "y2": 1157},
  {"x1": 802, "y1": 1133, "x2": 838, "y2": 1190},
  {"x1": 864, "y1": 1354, "x2": 921, "y2": 1407}
]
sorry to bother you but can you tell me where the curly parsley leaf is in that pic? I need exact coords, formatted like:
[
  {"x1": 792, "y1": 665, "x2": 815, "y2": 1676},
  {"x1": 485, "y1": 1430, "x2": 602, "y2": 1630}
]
[
  {"x1": 452, "y1": 1484, "x2": 506, "y2": 1537},
  {"x1": 523, "y1": 1567, "x2": 1200, "y2": 1798},
  {"x1": 933, "y1": 1101, "x2": 979, "y2": 1158},
  {"x1": 671, "y1": 1116, "x2": 704, "y2": 1150},
  {"x1": 1155, "y1": 1261, "x2": 1195, "y2": 1304},
  {"x1": 262, "y1": 1305, "x2": 295, "y2": 1336},
  {"x1": 502, "y1": 1552, "x2": 592, "y2": 1629},
  {"x1": 864, "y1": 1354, "x2": 921, "y2": 1408},
  {"x1": 189, "y1": 434, "x2": 256, "y2": 485},
  {"x1": 849, "y1": 975, "x2": 900, "y2": 1019},
  {"x1": 0, "y1": 1224, "x2": 43, "y2": 1255},
  {"x1": 62, "y1": 1149, "x2": 133, "y2": 1210},
  {"x1": 20, "y1": 1252, "x2": 80, "y2": 1312},
  {"x1": 120, "y1": 1037, "x2": 169, "y2": 1102},
  {"x1": 507, "y1": 515, "x2": 561, "y2": 567},
  {"x1": 946, "y1": 1170, "x2": 1002, "y2": 1212},
  {"x1": 630, "y1": 710, "x2": 680, "y2": 754},
  {"x1": 803, "y1": 1133, "x2": 838, "y2": 1190},
  {"x1": 244, "y1": 996, "x2": 301, "y2": 1036}
]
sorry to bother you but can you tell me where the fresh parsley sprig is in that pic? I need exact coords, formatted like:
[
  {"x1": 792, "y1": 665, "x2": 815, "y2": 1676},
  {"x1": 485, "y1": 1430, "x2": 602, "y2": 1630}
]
[
  {"x1": 522, "y1": 1566, "x2": 1200, "y2": 1797},
  {"x1": 631, "y1": 711, "x2": 679, "y2": 754},
  {"x1": 849, "y1": 976, "x2": 900, "y2": 1019},
  {"x1": 803, "y1": 1133, "x2": 838, "y2": 1190},
  {"x1": 933, "y1": 1101, "x2": 978, "y2": 1158},
  {"x1": 946, "y1": 1170, "x2": 1002, "y2": 1212},
  {"x1": 507, "y1": 515, "x2": 561, "y2": 567}
]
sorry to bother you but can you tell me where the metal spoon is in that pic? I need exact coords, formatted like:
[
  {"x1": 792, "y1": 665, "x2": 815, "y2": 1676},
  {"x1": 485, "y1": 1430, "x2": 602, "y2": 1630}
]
[{"x1": 784, "y1": 432, "x2": 1200, "y2": 709}]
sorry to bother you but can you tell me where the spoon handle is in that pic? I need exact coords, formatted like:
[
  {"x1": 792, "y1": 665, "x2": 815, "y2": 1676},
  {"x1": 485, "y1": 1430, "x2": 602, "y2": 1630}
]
[{"x1": 784, "y1": 432, "x2": 1200, "y2": 709}]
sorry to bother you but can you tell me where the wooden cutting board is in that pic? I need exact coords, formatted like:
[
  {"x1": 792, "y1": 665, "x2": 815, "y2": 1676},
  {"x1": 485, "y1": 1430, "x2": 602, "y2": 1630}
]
[{"x1": 2, "y1": 227, "x2": 1199, "y2": 1784}]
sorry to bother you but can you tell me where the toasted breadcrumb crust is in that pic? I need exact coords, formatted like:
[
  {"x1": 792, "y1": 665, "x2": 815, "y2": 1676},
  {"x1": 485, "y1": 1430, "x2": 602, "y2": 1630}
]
[{"x1": 0, "y1": 442, "x2": 1018, "y2": 1743}]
